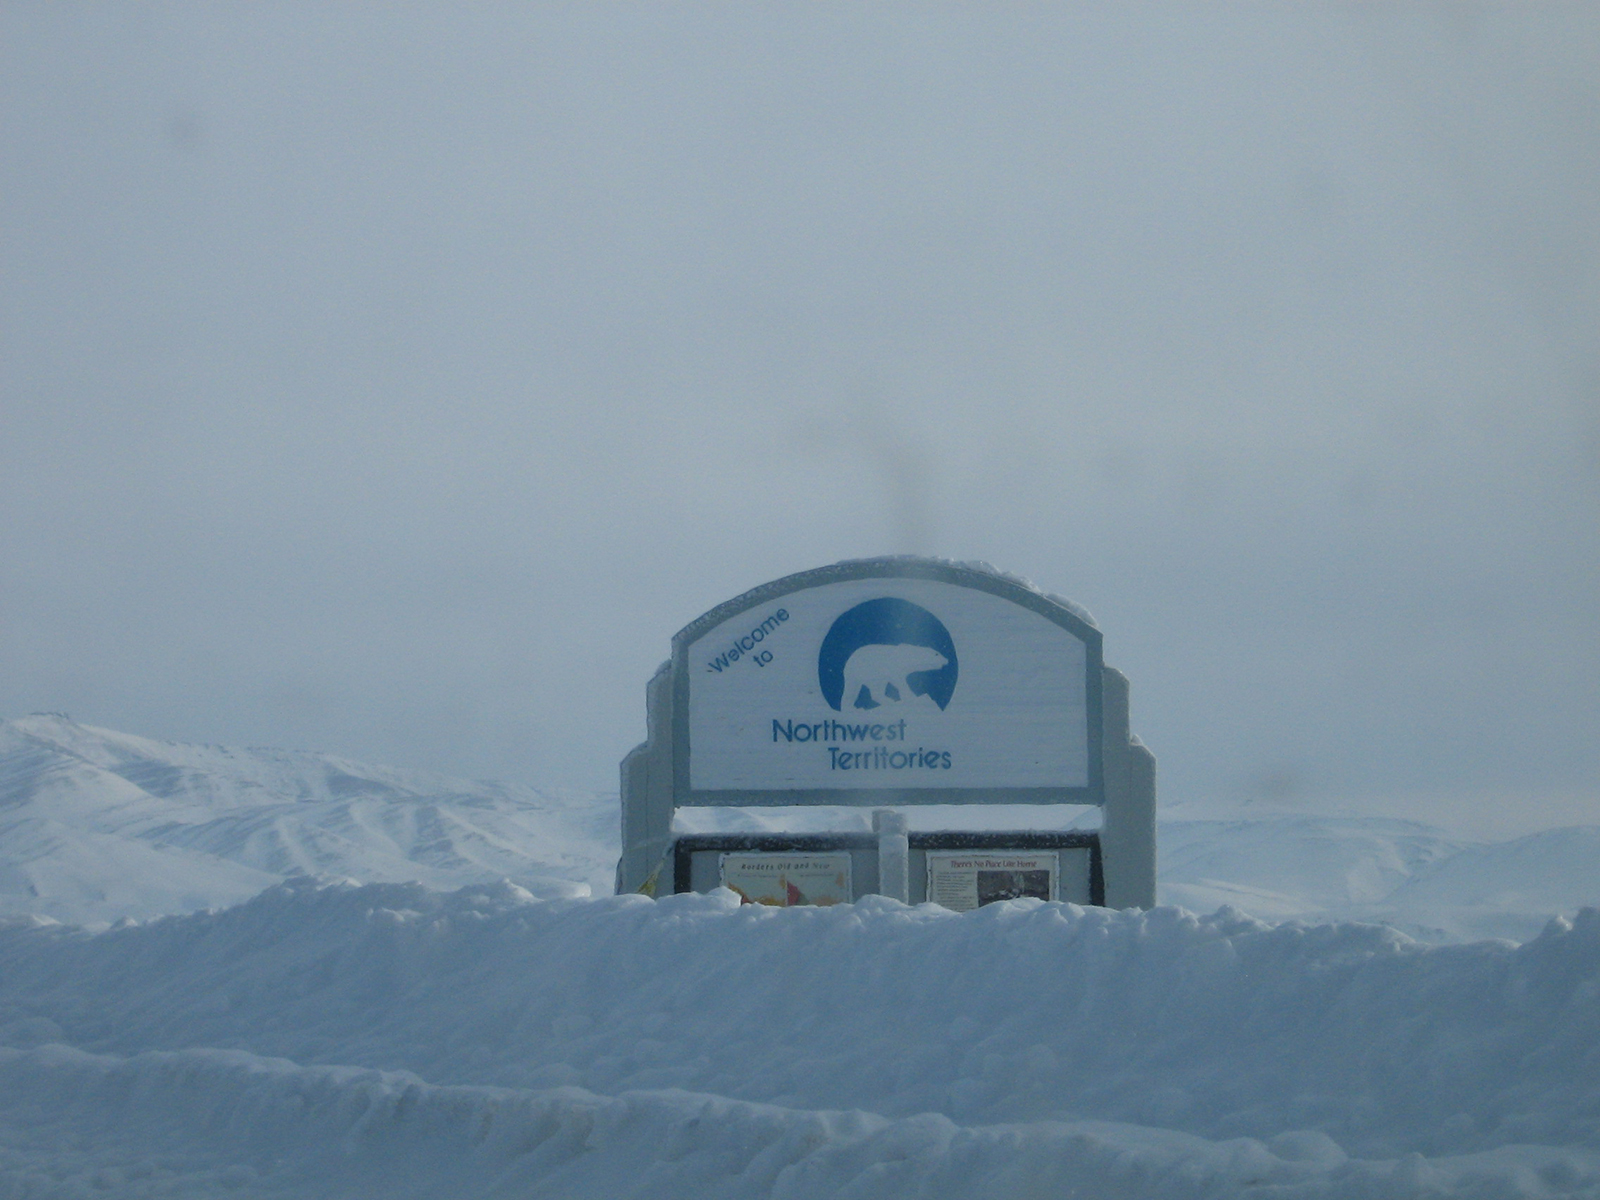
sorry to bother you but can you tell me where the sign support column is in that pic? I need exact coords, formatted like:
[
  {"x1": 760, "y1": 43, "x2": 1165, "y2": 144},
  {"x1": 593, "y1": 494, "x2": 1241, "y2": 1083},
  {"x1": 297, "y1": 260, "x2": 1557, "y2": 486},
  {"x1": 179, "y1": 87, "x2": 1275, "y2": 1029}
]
[{"x1": 874, "y1": 809, "x2": 909, "y2": 902}]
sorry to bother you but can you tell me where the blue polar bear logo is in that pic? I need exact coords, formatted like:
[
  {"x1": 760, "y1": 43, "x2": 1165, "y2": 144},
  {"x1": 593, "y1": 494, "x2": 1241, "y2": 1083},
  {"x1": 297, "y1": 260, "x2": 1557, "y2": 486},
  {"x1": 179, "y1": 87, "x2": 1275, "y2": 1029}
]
[
  {"x1": 817, "y1": 598, "x2": 959, "y2": 713},
  {"x1": 840, "y1": 643, "x2": 948, "y2": 712}
]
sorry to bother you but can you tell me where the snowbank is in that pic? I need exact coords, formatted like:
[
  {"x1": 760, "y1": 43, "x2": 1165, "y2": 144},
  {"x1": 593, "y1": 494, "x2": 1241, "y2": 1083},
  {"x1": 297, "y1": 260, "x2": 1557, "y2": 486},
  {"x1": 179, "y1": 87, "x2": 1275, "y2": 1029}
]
[
  {"x1": 3, "y1": 880, "x2": 1598, "y2": 1166},
  {"x1": 5, "y1": 1043, "x2": 1597, "y2": 1199},
  {"x1": 5, "y1": 717, "x2": 1600, "y2": 1194}
]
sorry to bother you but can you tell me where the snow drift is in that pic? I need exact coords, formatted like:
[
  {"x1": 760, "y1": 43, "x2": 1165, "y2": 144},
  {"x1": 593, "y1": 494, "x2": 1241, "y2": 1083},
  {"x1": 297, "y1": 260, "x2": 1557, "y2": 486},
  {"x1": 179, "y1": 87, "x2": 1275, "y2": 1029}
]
[
  {"x1": 5, "y1": 1044, "x2": 1596, "y2": 1199},
  {"x1": 2, "y1": 879, "x2": 1599, "y2": 1196},
  {"x1": 4, "y1": 716, "x2": 1600, "y2": 1196}
]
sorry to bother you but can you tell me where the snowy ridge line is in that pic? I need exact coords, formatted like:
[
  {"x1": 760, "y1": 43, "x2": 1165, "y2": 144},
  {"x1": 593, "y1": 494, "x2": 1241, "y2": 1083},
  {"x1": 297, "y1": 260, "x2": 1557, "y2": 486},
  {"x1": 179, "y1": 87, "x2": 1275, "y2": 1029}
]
[
  {"x1": 3, "y1": 878, "x2": 1599, "y2": 1162},
  {"x1": 0, "y1": 714, "x2": 615, "y2": 925},
  {"x1": 4, "y1": 1043, "x2": 1597, "y2": 1200},
  {"x1": 7, "y1": 713, "x2": 1600, "y2": 941},
  {"x1": 1155, "y1": 814, "x2": 1600, "y2": 943}
]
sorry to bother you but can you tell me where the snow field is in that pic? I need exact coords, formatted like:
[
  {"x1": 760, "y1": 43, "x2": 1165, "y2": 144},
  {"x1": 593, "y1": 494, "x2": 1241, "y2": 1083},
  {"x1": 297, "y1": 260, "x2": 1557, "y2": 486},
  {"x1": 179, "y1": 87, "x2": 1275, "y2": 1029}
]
[
  {"x1": 5, "y1": 716, "x2": 1600, "y2": 1195},
  {"x1": 0, "y1": 716, "x2": 613, "y2": 926},
  {"x1": 3, "y1": 880, "x2": 1599, "y2": 1196},
  {"x1": 1157, "y1": 816, "x2": 1600, "y2": 943},
  {"x1": 3, "y1": 1044, "x2": 1597, "y2": 1200}
]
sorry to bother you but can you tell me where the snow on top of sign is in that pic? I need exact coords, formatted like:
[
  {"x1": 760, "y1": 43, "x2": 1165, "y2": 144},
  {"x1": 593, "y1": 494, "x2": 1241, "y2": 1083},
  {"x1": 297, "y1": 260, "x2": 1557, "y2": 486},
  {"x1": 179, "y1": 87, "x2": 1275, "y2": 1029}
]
[
  {"x1": 676, "y1": 557, "x2": 1099, "y2": 647},
  {"x1": 673, "y1": 803, "x2": 1103, "y2": 835},
  {"x1": 947, "y1": 559, "x2": 1098, "y2": 627},
  {"x1": 832, "y1": 556, "x2": 1099, "y2": 627}
]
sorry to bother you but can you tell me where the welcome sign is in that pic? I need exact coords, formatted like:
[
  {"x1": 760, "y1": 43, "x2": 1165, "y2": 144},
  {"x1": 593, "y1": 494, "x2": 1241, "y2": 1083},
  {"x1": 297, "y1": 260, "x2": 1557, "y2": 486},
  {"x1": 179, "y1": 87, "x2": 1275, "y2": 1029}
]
[{"x1": 673, "y1": 560, "x2": 1104, "y2": 804}]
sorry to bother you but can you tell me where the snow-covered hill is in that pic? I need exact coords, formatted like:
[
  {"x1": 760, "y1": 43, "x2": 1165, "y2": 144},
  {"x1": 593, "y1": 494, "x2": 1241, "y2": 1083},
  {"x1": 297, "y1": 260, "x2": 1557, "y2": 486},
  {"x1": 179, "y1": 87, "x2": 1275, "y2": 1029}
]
[
  {"x1": 3, "y1": 714, "x2": 1598, "y2": 943},
  {"x1": 1157, "y1": 812, "x2": 1600, "y2": 943},
  {"x1": 0, "y1": 714, "x2": 615, "y2": 925}
]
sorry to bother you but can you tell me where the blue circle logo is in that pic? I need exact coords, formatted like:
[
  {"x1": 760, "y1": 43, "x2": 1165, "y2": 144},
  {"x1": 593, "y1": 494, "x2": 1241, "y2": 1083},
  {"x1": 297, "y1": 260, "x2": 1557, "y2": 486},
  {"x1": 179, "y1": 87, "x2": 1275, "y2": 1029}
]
[{"x1": 817, "y1": 598, "x2": 958, "y2": 713}]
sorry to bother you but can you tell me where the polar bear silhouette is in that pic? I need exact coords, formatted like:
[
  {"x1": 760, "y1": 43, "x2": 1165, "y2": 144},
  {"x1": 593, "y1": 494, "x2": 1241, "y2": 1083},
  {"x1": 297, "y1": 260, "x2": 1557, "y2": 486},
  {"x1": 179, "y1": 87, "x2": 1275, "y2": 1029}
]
[{"x1": 840, "y1": 643, "x2": 949, "y2": 712}]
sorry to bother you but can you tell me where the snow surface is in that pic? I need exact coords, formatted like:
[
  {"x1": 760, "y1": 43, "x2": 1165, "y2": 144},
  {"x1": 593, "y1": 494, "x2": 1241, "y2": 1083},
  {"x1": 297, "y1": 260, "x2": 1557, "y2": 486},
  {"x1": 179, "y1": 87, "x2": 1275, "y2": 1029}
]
[
  {"x1": 2, "y1": 715, "x2": 1599, "y2": 1197},
  {"x1": 6, "y1": 715, "x2": 1596, "y2": 942},
  {"x1": 2, "y1": 882, "x2": 1598, "y2": 1197},
  {"x1": 0, "y1": 714, "x2": 614, "y2": 926},
  {"x1": 673, "y1": 803, "x2": 1104, "y2": 835}
]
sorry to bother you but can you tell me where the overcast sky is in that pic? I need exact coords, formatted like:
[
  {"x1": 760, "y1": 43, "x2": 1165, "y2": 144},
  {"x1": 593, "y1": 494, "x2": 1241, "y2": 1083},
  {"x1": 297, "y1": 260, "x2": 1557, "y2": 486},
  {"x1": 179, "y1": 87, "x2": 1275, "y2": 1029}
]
[{"x1": 3, "y1": 4, "x2": 1596, "y2": 816}]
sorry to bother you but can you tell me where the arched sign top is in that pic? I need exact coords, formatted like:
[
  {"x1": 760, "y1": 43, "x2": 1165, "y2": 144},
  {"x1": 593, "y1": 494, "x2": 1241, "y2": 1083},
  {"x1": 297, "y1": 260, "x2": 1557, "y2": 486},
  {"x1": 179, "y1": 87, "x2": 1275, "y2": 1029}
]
[
  {"x1": 674, "y1": 557, "x2": 1099, "y2": 649},
  {"x1": 672, "y1": 558, "x2": 1104, "y2": 806}
]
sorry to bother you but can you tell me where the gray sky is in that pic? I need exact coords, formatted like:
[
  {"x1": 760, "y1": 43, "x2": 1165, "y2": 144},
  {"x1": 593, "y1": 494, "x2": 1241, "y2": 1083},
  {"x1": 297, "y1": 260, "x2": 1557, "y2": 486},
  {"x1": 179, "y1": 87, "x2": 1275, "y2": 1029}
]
[{"x1": 3, "y1": 4, "x2": 1597, "y2": 814}]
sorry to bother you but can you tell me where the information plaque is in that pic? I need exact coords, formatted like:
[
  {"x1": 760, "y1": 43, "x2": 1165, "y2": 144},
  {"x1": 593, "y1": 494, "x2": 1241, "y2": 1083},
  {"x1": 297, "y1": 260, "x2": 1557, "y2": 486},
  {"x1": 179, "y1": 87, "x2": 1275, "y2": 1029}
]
[
  {"x1": 719, "y1": 852, "x2": 852, "y2": 907},
  {"x1": 925, "y1": 850, "x2": 1059, "y2": 911}
]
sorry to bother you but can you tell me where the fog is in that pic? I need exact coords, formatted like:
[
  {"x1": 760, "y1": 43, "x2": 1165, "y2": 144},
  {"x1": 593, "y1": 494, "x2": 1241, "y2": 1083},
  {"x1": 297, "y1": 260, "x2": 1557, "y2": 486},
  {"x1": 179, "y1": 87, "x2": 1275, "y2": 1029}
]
[{"x1": 3, "y1": 5, "x2": 1596, "y2": 819}]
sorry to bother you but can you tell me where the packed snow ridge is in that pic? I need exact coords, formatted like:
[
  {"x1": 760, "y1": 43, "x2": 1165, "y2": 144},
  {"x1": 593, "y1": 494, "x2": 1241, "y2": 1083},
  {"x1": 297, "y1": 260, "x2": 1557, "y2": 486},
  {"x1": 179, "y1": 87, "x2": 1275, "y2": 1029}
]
[
  {"x1": 3, "y1": 883, "x2": 1599, "y2": 1198},
  {"x1": 2, "y1": 715, "x2": 1599, "y2": 1197}
]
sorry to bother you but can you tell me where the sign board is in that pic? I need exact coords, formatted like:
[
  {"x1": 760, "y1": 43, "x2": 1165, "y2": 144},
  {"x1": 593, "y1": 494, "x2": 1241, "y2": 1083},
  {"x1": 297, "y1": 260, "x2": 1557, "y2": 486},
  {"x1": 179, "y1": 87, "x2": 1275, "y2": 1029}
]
[
  {"x1": 925, "y1": 850, "x2": 1058, "y2": 911},
  {"x1": 719, "y1": 852, "x2": 852, "y2": 907},
  {"x1": 618, "y1": 558, "x2": 1155, "y2": 910},
  {"x1": 675, "y1": 562, "x2": 1103, "y2": 805}
]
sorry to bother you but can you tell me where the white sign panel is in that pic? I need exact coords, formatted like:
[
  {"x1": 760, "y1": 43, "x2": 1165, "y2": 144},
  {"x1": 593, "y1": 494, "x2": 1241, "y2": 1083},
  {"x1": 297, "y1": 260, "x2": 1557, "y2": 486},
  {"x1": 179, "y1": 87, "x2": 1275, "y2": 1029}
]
[
  {"x1": 719, "y1": 853, "x2": 852, "y2": 907},
  {"x1": 926, "y1": 851, "x2": 1059, "y2": 911},
  {"x1": 686, "y1": 578, "x2": 1088, "y2": 791}
]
